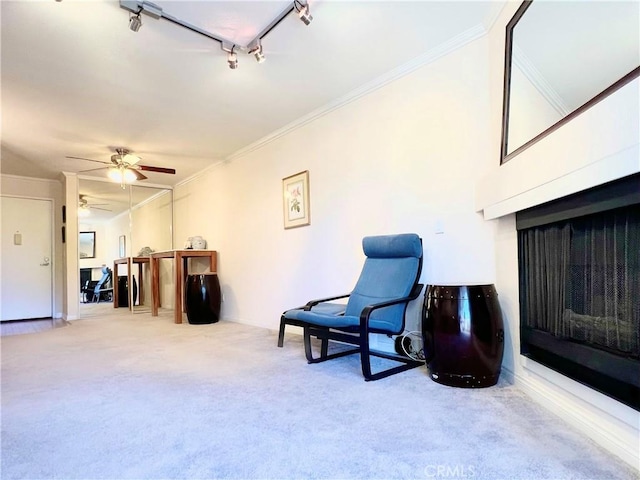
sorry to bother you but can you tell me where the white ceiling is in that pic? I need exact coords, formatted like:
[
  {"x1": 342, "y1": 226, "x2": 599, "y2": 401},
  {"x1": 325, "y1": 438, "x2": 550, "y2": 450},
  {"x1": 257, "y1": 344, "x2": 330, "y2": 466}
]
[{"x1": 1, "y1": 0, "x2": 504, "y2": 188}]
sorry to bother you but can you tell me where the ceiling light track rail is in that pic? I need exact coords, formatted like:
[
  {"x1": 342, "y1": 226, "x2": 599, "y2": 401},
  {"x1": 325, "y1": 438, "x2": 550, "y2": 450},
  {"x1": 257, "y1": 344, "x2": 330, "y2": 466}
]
[{"x1": 119, "y1": 0, "x2": 313, "y2": 69}]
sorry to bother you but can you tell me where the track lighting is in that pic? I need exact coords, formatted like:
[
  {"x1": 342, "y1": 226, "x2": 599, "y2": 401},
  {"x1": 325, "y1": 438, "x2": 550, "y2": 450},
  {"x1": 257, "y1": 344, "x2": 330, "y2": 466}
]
[
  {"x1": 222, "y1": 43, "x2": 238, "y2": 69},
  {"x1": 129, "y1": 12, "x2": 142, "y2": 32},
  {"x1": 227, "y1": 50, "x2": 238, "y2": 69},
  {"x1": 120, "y1": 1, "x2": 315, "y2": 69},
  {"x1": 248, "y1": 42, "x2": 266, "y2": 64},
  {"x1": 295, "y1": 1, "x2": 313, "y2": 25}
]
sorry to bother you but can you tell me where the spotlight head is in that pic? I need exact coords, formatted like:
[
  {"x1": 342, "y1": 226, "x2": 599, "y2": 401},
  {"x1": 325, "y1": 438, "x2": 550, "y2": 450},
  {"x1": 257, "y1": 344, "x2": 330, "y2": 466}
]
[
  {"x1": 249, "y1": 43, "x2": 266, "y2": 64},
  {"x1": 227, "y1": 52, "x2": 238, "y2": 69},
  {"x1": 298, "y1": 5, "x2": 313, "y2": 25},
  {"x1": 129, "y1": 13, "x2": 142, "y2": 32}
]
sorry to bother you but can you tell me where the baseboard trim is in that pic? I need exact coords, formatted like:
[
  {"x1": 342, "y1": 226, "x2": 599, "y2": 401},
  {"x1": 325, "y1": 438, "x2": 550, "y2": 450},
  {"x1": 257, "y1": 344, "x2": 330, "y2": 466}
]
[{"x1": 512, "y1": 361, "x2": 639, "y2": 470}]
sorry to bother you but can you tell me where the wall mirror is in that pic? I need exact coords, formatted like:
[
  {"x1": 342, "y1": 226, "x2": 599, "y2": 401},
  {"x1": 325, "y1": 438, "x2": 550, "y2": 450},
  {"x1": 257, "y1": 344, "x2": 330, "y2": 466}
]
[
  {"x1": 77, "y1": 177, "x2": 173, "y2": 314},
  {"x1": 79, "y1": 231, "x2": 96, "y2": 259},
  {"x1": 501, "y1": 0, "x2": 640, "y2": 163}
]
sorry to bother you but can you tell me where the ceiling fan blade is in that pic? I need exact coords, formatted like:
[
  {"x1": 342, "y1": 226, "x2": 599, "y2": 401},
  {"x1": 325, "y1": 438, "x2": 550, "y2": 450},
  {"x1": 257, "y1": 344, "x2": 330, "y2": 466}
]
[
  {"x1": 138, "y1": 165, "x2": 176, "y2": 174},
  {"x1": 78, "y1": 167, "x2": 108, "y2": 173},
  {"x1": 132, "y1": 169, "x2": 148, "y2": 181},
  {"x1": 90, "y1": 207, "x2": 112, "y2": 212},
  {"x1": 66, "y1": 156, "x2": 110, "y2": 165}
]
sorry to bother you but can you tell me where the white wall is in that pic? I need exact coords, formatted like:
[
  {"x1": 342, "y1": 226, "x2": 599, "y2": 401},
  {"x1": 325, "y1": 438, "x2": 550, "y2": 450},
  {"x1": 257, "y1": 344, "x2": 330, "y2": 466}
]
[
  {"x1": 479, "y1": 2, "x2": 639, "y2": 469},
  {"x1": 0, "y1": 174, "x2": 64, "y2": 318},
  {"x1": 173, "y1": 37, "x2": 497, "y2": 350},
  {"x1": 131, "y1": 189, "x2": 172, "y2": 255}
]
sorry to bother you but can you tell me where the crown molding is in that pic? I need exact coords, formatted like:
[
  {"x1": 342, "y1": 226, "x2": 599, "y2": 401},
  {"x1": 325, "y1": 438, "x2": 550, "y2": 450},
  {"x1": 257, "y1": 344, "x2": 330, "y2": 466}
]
[
  {"x1": 1, "y1": 173, "x2": 62, "y2": 185},
  {"x1": 512, "y1": 44, "x2": 570, "y2": 117}
]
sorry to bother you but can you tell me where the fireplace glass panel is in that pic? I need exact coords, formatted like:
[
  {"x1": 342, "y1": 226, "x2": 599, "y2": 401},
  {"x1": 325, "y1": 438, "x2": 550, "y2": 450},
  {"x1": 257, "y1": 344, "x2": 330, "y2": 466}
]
[{"x1": 518, "y1": 200, "x2": 639, "y2": 409}]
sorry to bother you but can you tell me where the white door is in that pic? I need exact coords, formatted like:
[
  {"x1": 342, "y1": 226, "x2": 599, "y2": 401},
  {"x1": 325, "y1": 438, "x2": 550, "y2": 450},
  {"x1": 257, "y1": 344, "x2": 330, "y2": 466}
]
[{"x1": 1, "y1": 196, "x2": 53, "y2": 321}]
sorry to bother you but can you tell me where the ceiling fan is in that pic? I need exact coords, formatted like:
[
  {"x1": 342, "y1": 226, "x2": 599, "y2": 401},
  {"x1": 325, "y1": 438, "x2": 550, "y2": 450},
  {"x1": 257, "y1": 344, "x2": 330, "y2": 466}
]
[
  {"x1": 79, "y1": 194, "x2": 111, "y2": 211},
  {"x1": 78, "y1": 194, "x2": 112, "y2": 216},
  {"x1": 67, "y1": 148, "x2": 176, "y2": 185}
]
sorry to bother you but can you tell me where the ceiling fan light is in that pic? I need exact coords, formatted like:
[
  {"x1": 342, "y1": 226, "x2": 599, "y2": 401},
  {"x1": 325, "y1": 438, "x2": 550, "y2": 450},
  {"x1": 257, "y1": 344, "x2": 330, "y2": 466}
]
[
  {"x1": 78, "y1": 206, "x2": 90, "y2": 217},
  {"x1": 123, "y1": 168, "x2": 138, "y2": 183},
  {"x1": 108, "y1": 167, "x2": 123, "y2": 183},
  {"x1": 108, "y1": 166, "x2": 137, "y2": 184}
]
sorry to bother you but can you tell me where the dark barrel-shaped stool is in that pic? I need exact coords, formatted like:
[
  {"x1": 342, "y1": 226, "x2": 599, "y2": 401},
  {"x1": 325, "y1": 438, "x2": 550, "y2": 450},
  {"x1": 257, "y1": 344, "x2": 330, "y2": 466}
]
[
  {"x1": 185, "y1": 273, "x2": 221, "y2": 324},
  {"x1": 117, "y1": 276, "x2": 138, "y2": 307},
  {"x1": 422, "y1": 284, "x2": 504, "y2": 387}
]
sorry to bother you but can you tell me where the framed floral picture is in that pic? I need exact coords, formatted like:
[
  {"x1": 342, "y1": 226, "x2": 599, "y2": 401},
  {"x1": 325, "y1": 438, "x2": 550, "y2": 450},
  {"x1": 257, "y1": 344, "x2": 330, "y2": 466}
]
[{"x1": 282, "y1": 170, "x2": 310, "y2": 229}]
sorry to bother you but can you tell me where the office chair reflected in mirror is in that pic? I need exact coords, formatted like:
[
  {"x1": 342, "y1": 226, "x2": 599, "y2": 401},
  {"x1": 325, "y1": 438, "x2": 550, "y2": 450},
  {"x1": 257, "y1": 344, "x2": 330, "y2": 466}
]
[{"x1": 81, "y1": 267, "x2": 113, "y2": 303}]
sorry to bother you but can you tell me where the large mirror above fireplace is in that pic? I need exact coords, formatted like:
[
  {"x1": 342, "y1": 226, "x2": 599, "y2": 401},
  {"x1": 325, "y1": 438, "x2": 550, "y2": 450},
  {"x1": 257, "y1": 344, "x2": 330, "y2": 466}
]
[{"x1": 501, "y1": 0, "x2": 640, "y2": 163}]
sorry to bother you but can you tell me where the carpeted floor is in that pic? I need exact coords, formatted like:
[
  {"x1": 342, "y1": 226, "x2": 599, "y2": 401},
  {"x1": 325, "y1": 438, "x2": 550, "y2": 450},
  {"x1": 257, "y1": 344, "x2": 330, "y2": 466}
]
[{"x1": 1, "y1": 312, "x2": 637, "y2": 480}]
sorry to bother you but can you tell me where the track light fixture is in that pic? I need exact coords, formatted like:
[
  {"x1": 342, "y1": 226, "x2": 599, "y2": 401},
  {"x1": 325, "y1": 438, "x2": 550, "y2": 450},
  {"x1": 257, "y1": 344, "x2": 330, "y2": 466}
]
[
  {"x1": 248, "y1": 42, "x2": 266, "y2": 64},
  {"x1": 227, "y1": 51, "x2": 238, "y2": 69},
  {"x1": 120, "y1": 1, "x2": 314, "y2": 69},
  {"x1": 129, "y1": 11, "x2": 142, "y2": 32},
  {"x1": 294, "y1": 0, "x2": 313, "y2": 25},
  {"x1": 223, "y1": 44, "x2": 238, "y2": 69}
]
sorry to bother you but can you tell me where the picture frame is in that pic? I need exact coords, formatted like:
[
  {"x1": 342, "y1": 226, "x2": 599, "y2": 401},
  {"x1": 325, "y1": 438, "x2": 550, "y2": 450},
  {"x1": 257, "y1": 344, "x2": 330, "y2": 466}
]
[
  {"x1": 79, "y1": 231, "x2": 96, "y2": 259},
  {"x1": 282, "y1": 170, "x2": 310, "y2": 229},
  {"x1": 119, "y1": 235, "x2": 126, "y2": 258}
]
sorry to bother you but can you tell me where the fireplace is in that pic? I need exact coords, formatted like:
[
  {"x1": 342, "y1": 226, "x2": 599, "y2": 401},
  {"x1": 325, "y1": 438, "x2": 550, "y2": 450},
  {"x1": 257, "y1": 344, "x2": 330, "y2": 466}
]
[{"x1": 516, "y1": 174, "x2": 640, "y2": 410}]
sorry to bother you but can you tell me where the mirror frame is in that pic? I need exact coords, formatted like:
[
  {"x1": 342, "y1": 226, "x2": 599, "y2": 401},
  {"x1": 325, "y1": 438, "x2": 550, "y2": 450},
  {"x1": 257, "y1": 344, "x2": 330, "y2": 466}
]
[
  {"x1": 500, "y1": 0, "x2": 640, "y2": 164},
  {"x1": 79, "y1": 231, "x2": 96, "y2": 259}
]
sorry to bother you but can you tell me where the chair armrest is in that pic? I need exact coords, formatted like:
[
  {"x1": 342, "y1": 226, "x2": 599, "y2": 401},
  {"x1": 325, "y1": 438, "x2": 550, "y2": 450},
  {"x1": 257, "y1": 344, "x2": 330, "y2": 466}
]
[
  {"x1": 304, "y1": 294, "x2": 351, "y2": 311},
  {"x1": 359, "y1": 283, "x2": 423, "y2": 324}
]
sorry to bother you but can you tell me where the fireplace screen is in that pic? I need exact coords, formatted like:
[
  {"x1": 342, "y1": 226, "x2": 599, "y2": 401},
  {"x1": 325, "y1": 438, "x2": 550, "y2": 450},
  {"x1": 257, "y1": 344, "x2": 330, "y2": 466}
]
[
  {"x1": 517, "y1": 178, "x2": 640, "y2": 410},
  {"x1": 520, "y1": 206, "x2": 640, "y2": 356}
]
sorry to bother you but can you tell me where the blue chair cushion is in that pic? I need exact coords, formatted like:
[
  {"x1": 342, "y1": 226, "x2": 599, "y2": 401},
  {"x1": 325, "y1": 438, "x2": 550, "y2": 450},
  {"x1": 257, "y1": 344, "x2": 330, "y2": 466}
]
[
  {"x1": 284, "y1": 302, "x2": 346, "y2": 321},
  {"x1": 362, "y1": 233, "x2": 422, "y2": 259}
]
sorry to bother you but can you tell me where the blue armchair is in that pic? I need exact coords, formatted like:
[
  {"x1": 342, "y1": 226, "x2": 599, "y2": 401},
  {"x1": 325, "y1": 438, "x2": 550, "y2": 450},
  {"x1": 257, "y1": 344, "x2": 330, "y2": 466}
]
[{"x1": 279, "y1": 233, "x2": 424, "y2": 381}]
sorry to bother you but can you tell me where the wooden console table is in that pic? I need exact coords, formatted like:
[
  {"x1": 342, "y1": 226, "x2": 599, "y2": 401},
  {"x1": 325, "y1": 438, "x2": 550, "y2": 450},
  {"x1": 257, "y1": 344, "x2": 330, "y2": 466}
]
[
  {"x1": 150, "y1": 250, "x2": 218, "y2": 324},
  {"x1": 113, "y1": 257, "x2": 150, "y2": 309}
]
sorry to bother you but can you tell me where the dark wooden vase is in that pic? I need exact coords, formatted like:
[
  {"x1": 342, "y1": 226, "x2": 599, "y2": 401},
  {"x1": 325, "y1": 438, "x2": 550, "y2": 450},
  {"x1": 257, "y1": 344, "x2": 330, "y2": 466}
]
[
  {"x1": 422, "y1": 284, "x2": 504, "y2": 387},
  {"x1": 185, "y1": 273, "x2": 221, "y2": 325}
]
